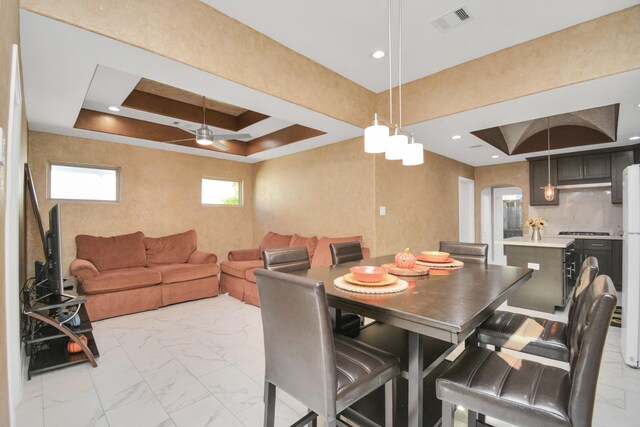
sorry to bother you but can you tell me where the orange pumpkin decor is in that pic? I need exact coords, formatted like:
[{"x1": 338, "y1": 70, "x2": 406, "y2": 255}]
[
  {"x1": 395, "y1": 248, "x2": 416, "y2": 269},
  {"x1": 66, "y1": 334, "x2": 88, "y2": 354}
]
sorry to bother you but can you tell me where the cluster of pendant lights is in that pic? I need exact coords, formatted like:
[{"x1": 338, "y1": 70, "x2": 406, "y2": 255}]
[{"x1": 364, "y1": 0, "x2": 424, "y2": 166}]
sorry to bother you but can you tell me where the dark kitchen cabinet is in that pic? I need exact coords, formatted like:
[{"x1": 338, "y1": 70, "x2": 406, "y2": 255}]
[
  {"x1": 574, "y1": 238, "x2": 621, "y2": 291},
  {"x1": 557, "y1": 153, "x2": 611, "y2": 183},
  {"x1": 529, "y1": 159, "x2": 558, "y2": 206},
  {"x1": 611, "y1": 150, "x2": 634, "y2": 204},
  {"x1": 635, "y1": 148, "x2": 640, "y2": 164}
]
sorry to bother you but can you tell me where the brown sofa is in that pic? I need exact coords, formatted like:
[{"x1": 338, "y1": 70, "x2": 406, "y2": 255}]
[
  {"x1": 70, "y1": 230, "x2": 219, "y2": 320},
  {"x1": 220, "y1": 232, "x2": 369, "y2": 306}
]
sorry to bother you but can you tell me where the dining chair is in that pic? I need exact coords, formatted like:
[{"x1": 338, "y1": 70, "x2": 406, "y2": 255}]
[
  {"x1": 330, "y1": 241, "x2": 364, "y2": 265},
  {"x1": 437, "y1": 274, "x2": 617, "y2": 427},
  {"x1": 262, "y1": 246, "x2": 311, "y2": 273},
  {"x1": 254, "y1": 269, "x2": 400, "y2": 427},
  {"x1": 438, "y1": 241, "x2": 488, "y2": 264},
  {"x1": 476, "y1": 256, "x2": 598, "y2": 362}
]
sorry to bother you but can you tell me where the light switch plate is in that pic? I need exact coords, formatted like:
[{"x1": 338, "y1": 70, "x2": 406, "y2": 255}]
[{"x1": 527, "y1": 262, "x2": 540, "y2": 270}]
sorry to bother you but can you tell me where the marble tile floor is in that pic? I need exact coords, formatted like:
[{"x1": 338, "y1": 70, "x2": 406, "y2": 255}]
[{"x1": 16, "y1": 294, "x2": 640, "y2": 427}]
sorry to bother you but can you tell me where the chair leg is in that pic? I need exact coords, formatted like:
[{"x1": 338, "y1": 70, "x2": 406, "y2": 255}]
[
  {"x1": 468, "y1": 409, "x2": 478, "y2": 427},
  {"x1": 384, "y1": 377, "x2": 397, "y2": 426},
  {"x1": 478, "y1": 413, "x2": 486, "y2": 424},
  {"x1": 441, "y1": 401, "x2": 454, "y2": 427},
  {"x1": 264, "y1": 381, "x2": 276, "y2": 427},
  {"x1": 308, "y1": 409, "x2": 317, "y2": 427}
]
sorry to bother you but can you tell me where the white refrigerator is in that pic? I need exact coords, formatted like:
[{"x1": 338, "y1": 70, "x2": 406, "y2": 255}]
[{"x1": 622, "y1": 164, "x2": 640, "y2": 368}]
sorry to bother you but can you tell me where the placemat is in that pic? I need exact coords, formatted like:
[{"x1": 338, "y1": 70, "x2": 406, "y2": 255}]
[
  {"x1": 415, "y1": 259, "x2": 464, "y2": 269},
  {"x1": 334, "y1": 276, "x2": 409, "y2": 294}
]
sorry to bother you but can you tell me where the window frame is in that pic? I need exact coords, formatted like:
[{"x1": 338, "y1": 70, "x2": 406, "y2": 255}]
[
  {"x1": 201, "y1": 176, "x2": 243, "y2": 207},
  {"x1": 48, "y1": 161, "x2": 121, "y2": 203}
]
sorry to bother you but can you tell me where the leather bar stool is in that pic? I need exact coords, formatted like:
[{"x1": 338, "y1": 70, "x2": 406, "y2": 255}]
[
  {"x1": 255, "y1": 269, "x2": 400, "y2": 427},
  {"x1": 329, "y1": 241, "x2": 365, "y2": 338},
  {"x1": 439, "y1": 241, "x2": 488, "y2": 265},
  {"x1": 476, "y1": 256, "x2": 598, "y2": 362},
  {"x1": 437, "y1": 274, "x2": 617, "y2": 427}
]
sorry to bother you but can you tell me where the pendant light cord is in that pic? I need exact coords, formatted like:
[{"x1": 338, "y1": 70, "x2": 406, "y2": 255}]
[
  {"x1": 388, "y1": 0, "x2": 392, "y2": 125},
  {"x1": 398, "y1": 0, "x2": 403, "y2": 128},
  {"x1": 547, "y1": 117, "x2": 551, "y2": 184},
  {"x1": 202, "y1": 96, "x2": 206, "y2": 125}
]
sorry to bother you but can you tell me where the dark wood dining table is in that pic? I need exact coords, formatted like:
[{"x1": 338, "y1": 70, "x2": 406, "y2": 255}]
[{"x1": 292, "y1": 254, "x2": 532, "y2": 427}]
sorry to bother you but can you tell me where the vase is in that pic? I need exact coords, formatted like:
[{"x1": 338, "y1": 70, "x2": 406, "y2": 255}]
[{"x1": 531, "y1": 226, "x2": 542, "y2": 241}]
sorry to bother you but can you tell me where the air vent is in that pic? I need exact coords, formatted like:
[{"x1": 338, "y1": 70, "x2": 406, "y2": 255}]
[
  {"x1": 469, "y1": 144, "x2": 482, "y2": 149},
  {"x1": 431, "y1": 6, "x2": 473, "y2": 33}
]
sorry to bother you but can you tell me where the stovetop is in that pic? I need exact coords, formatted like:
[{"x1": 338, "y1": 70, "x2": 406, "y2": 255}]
[{"x1": 558, "y1": 231, "x2": 611, "y2": 236}]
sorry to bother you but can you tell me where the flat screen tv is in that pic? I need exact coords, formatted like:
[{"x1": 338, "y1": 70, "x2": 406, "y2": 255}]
[{"x1": 24, "y1": 164, "x2": 71, "y2": 302}]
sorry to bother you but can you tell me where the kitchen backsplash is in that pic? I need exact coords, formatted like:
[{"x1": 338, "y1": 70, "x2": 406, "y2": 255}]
[{"x1": 529, "y1": 189, "x2": 622, "y2": 235}]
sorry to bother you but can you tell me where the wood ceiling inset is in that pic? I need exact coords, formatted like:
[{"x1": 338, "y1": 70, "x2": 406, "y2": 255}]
[
  {"x1": 471, "y1": 104, "x2": 619, "y2": 155},
  {"x1": 74, "y1": 77, "x2": 326, "y2": 157}
]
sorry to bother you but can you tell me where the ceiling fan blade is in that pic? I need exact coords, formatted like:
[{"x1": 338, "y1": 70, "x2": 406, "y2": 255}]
[
  {"x1": 213, "y1": 133, "x2": 252, "y2": 140},
  {"x1": 210, "y1": 140, "x2": 230, "y2": 151},
  {"x1": 163, "y1": 138, "x2": 195, "y2": 143}
]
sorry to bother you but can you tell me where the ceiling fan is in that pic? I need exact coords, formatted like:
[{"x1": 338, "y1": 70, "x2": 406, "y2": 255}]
[{"x1": 166, "y1": 96, "x2": 251, "y2": 151}]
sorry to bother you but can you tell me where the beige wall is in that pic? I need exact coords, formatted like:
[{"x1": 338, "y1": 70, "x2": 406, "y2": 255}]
[
  {"x1": 377, "y1": 5, "x2": 640, "y2": 126},
  {"x1": 375, "y1": 152, "x2": 475, "y2": 255},
  {"x1": 474, "y1": 161, "x2": 530, "y2": 242},
  {"x1": 252, "y1": 137, "x2": 376, "y2": 250},
  {"x1": 27, "y1": 132, "x2": 254, "y2": 275},
  {"x1": 21, "y1": 0, "x2": 375, "y2": 128}
]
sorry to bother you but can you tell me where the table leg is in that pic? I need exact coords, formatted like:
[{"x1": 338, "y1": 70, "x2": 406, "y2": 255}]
[{"x1": 407, "y1": 331, "x2": 423, "y2": 427}]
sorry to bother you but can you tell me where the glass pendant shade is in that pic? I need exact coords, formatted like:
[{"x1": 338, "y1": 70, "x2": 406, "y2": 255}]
[
  {"x1": 385, "y1": 133, "x2": 408, "y2": 160},
  {"x1": 364, "y1": 121, "x2": 389, "y2": 153},
  {"x1": 402, "y1": 141, "x2": 424, "y2": 166},
  {"x1": 543, "y1": 184, "x2": 556, "y2": 202}
]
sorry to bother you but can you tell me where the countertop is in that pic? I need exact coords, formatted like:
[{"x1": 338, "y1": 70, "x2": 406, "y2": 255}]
[{"x1": 496, "y1": 236, "x2": 575, "y2": 248}]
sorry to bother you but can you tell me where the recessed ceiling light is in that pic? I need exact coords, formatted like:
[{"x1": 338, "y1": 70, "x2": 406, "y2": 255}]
[
  {"x1": 630, "y1": 136, "x2": 640, "y2": 141},
  {"x1": 108, "y1": 106, "x2": 120, "y2": 112},
  {"x1": 451, "y1": 135, "x2": 462, "y2": 140},
  {"x1": 371, "y1": 50, "x2": 385, "y2": 59},
  {"x1": 491, "y1": 155, "x2": 500, "y2": 159}
]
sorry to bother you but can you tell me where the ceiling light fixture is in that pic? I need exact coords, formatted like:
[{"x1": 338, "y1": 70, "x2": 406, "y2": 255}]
[
  {"x1": 364, "y1": 0, "x2": 423, "y2": 166},
  {"x1": 108, "y1": 106, "x2": 120, "y2": 112},
  {"x1": 630, "y1": 136, "x2": 640, "y2": 141},
  {"x1": 542, "y1": 117, "x2": 557, "y2": 202},
  {"x1": 451, "y1": 135, "x2": 462, "y2": 140},
  {"x1": 491, "y1": 155, "x2": 499, "y2": 159},
  {"x1": 371, "y1": 50, "x2": 385, "y2": 59}
]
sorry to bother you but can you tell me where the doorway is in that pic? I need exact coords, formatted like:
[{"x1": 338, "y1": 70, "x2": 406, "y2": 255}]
[
  {"x1": 481, "y1": 186, "x2": 523, "y2": 265},
  {"x1": 458, "y1": 177, "x2": 475, "y2": 243}
]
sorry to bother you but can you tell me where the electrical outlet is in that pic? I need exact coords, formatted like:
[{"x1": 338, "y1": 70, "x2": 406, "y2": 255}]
[
  {"x1": 379, "y1": 206, "x2": 386, "y2": 216},
  {"x1": 527, "y1": 262, "x2": 540, "y2": 270}
]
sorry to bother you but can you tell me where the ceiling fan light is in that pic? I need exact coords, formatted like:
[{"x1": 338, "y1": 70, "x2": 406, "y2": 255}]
[
  {"x1": 196, "y1": 137, "x2": 212, "y2": 146},
  {"x1": 402, "y1": 141, "x2": 424, "y2": 166},
  {"x1": 196, "y1": 127, "x2": 213, "y2": 145},
  {"x1": 385, "y1": 133, "x2": 408, "y2": 160}
]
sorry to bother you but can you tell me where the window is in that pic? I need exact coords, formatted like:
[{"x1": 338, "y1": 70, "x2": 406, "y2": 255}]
[
  {"x1": 201, "y1": 178, "x2": 242, "y2": 206},
  {"x1": 49, "y1": 163, "x2": 119, "y2": 202}
]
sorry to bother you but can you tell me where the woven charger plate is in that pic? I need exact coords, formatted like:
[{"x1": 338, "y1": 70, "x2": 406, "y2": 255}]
[
  {"x1": 334, "y1": 276, "x2": 409, "y2": 294},
  {"x1": 415, "y1": 259, "x2": 464, "y2": 269}
]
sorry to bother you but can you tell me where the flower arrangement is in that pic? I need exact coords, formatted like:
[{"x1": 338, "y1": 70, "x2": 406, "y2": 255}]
[{"x1": 524, "y1": 217, "x2": 548, "y2": 228}]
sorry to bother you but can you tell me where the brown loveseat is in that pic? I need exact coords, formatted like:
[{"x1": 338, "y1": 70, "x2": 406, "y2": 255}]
[
  {"x1": 70, "y1": 230, "x2": 219, "y2": 320},
  {"x1": 220, "y1": 232, "x2": 369, "y2": 306}
]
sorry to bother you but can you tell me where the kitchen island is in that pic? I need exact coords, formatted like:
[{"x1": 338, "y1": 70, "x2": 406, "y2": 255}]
[{"x1": 496, "y1": 236, "x2": 576, "y2": 313}]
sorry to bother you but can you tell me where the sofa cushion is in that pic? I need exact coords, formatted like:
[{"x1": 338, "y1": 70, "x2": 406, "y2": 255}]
[
  {"x1": 220, "y1": 260, "x2": 264, "y2": 279},
  {"x1": 144, "y1": 230, "x2": 197, "y2": 264},
  {"x1": 76, "y1": 231, "x2": 147, "y2": 271},
  {"x1": 149, "y1": 263, "x2": 219, "y2": 284},
  {"x1": 259, "y1": 232, "x2": 293, "y2": 259},
  {"x1": 311, "y1": 235, "x2": 364, "y2": 268},
  {"x1": 290, "y1": 234, "x2": 318, "y2": 258},
  {"x1": 81, "y1": 267, "x2": 161, "y2": 295}
]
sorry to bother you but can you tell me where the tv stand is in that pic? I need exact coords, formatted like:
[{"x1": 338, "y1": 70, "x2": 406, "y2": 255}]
[{"x1": 23, "y1": 281, "x2": 99, "y2": 379}]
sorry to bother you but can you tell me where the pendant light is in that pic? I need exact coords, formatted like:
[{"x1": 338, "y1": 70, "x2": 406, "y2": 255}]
[
  {"x1": 364, "y1": 113, "x2": 389, "y2": 153},
  {"x1": 403, "y1": 134, "x2": 424, "y2": 166},
  {"x1": 543, "y1": 117, "x2": 556, "y2": 201}
]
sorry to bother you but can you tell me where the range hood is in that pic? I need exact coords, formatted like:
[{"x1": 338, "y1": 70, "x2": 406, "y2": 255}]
[{"x1": 556, "y1": 182, "x2": 612, "y2": 190}]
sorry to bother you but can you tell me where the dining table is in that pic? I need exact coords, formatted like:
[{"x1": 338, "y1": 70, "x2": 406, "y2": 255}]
[{"x1": 292, "y1": 254, "x2": 532, "y2": 427}]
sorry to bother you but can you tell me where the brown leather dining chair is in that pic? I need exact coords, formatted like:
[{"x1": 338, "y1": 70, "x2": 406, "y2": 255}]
[
  {"x1": 439, "y1": 241, "x2": 488, "y2": 265},
  {"x1": 329, "y1": 241, "x2": 365, "y2": 337},
  {"x1": 262, "y1": 246, "x2": 311, "y2": 273},
  {"x1": 254, "y1": 269, "x2": 401, "y2": 427},
  {"x1": 437, "y1": 274, "x2": 617, "y2": 427},
  {"x1": 476, "y1": 256, "x2": 599, "y2": 362}
]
